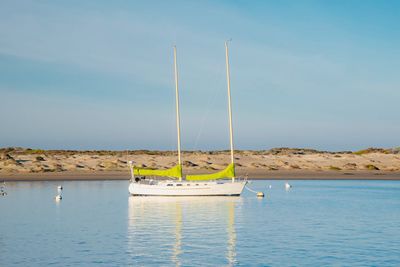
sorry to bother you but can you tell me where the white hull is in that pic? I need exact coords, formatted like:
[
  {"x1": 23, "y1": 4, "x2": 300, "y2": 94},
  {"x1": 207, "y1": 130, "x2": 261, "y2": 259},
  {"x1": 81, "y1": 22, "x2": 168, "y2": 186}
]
[{"x1": 129, "y1": 180, "x2": 247, "y2": 196}]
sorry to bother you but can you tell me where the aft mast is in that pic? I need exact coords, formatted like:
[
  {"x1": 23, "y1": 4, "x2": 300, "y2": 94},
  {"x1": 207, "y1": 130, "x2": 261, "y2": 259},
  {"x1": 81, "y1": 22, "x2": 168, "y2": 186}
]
[
  {"x1": 225, "y1": 41, "x2": 235, "y2": 182},
  {"x1": 174, "y1": 46, "x2": 183, "y2": 181}
]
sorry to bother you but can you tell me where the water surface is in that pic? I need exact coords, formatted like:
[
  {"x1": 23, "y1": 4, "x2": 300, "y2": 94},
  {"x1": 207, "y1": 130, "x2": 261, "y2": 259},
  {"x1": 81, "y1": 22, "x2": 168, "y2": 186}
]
[{"x1": 1, "y1": 180, "x2": 399, "y2": 266}]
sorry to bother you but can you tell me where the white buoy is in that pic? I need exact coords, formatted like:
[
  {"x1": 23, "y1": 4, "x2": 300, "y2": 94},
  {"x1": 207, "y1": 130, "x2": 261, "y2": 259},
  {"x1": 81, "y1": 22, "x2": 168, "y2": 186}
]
[
  {"x1": 257, "y1": 192, "x2": 264, "y2": 198},
  {"x1": 55, "y1": 186, "x2": 62, "y2": 200},
  {"x1": 285, "y1": 182, "x2": 292, "y2": 190},
  {"x1": 0, "y1": 182, "x2": 6, "y2": 196},
  {"x1": 245, "y1": 185, "x2": 264, "y2": 198}
]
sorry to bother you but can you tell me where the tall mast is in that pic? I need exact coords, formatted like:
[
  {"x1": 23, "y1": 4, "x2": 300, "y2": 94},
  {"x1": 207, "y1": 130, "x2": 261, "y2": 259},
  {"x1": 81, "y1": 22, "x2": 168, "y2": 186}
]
[
  {"x1": 225, "y1": 41, "x2": 235, "y2": 182},
  {"x1": 173, "y1": 46, "x2": 182, "y2": 181}
]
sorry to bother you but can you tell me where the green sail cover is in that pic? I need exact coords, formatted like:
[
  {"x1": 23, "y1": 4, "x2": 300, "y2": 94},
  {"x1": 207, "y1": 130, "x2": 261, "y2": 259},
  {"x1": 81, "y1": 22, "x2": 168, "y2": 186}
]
[
  {"x1": 133, "y1": 164, "x2": 182, "y2": 179},
  {"x1": 186, "y1": 163, "x2": 235, "y2": 181}
]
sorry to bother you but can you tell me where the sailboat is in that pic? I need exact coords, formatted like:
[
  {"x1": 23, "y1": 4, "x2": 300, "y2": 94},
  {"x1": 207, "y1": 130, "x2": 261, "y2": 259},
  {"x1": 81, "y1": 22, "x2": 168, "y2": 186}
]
[{"x1": 128, "y1": 42, "x2": 247, "y2": 196}]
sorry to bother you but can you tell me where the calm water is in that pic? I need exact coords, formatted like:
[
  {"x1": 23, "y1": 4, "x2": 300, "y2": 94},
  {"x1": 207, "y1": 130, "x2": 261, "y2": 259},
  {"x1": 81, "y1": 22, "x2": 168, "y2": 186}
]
[{"x1": 1, "y1": 180, "x2": 400, "y2": 266}]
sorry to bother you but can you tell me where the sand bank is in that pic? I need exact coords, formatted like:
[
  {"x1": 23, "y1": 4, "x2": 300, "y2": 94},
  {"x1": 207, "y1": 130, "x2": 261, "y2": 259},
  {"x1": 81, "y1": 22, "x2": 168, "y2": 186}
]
[{"x1": 1, "y1": 148, "x2": 399, "y2": 181}]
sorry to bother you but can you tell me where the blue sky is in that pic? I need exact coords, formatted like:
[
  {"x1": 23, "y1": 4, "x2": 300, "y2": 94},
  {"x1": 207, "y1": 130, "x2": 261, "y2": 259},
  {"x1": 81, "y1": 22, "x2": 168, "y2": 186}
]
[{"x1": 0, "y1": 0, "x2": 399, "y2": 151}]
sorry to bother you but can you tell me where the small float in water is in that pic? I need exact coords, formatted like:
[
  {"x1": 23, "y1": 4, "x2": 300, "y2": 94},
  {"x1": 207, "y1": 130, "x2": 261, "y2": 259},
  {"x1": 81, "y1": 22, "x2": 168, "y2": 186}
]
[
  {"x1": 256, "y1": 192, "x2": 265, "y2": 198},
  {"x1": 55, "y1": 185, "x2": 63, "y2": 201},
  {"x1": 0, "y1": 181, "x2": 7, "y2": 196},
  {"x1": 245, "y1": 184, "x2": 264, "y2": 198},
  {"x1": 285, "y1": 182, "x2": 292, "y2": 190}
]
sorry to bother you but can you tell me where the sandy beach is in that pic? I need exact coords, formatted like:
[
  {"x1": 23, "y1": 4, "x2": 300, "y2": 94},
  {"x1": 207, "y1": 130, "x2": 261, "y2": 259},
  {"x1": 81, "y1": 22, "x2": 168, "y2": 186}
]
[{"x1": 1, "y1": 147, "x2": 400, "y2": 181}]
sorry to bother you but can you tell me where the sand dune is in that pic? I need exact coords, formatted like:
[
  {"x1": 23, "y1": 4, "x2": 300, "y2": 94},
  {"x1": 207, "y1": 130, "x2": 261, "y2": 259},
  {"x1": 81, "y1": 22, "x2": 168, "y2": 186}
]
[{"x1": 1, "y1": 147, "x2": 400, "y2": 180}]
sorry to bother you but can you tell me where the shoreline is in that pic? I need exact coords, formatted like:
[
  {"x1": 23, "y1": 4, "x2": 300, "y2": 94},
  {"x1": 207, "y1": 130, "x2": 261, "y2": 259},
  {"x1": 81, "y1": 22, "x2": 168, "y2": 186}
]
[{"x1": 1, "y1": 170, "x2": 400, "y2": 181}]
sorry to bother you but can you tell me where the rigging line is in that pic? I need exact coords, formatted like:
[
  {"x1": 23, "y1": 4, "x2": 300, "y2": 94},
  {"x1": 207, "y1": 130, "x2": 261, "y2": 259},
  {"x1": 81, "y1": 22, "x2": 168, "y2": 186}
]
[
  {"x1": 244, "y1": 185, "x2": 258, "y2": 194},
  {"x1": 192, "y1": 63, "x2": 226, "y2": 151}
]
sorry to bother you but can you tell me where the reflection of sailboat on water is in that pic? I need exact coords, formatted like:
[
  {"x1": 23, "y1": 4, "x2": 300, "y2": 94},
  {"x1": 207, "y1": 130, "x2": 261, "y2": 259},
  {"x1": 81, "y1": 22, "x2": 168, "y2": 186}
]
[
  {"x1": 128, "y1": 42, "x2": 246, "y2": 196},
  {"x1": 127, "y1": 197, "x2": 240, "y2": 266},
  {"x1": 226, "y1": 200, "x2": 237, "y2": 266}
]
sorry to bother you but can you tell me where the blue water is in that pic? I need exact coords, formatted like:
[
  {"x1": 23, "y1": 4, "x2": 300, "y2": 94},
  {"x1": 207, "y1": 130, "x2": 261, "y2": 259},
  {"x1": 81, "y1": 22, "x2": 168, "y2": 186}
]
[{"x1": 1, "y1": 180, "x2": 400, "y2": 266}]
